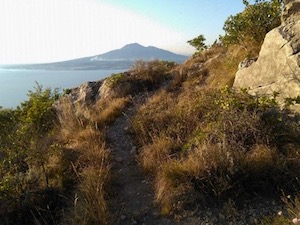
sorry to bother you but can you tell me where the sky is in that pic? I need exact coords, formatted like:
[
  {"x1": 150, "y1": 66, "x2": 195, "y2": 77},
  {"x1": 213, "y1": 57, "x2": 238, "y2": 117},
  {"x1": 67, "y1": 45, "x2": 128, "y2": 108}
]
[{"x1": 0, "y1": 0, "x2": 246, "y2": 64}]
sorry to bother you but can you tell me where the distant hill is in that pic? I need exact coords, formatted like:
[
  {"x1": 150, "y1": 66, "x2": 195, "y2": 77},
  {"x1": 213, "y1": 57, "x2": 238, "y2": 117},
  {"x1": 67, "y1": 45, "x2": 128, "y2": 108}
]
[
  {"x1": 2, "y1": 43, "x2": 188, "y2": 70},
  {"x1": 91, "y1": 43, "x2": 188, "y2": 62}
]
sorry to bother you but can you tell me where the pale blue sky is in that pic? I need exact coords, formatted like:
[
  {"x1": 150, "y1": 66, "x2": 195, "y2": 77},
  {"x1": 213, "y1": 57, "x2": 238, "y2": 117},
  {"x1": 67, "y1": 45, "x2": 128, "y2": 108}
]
[
  {"x1": 105, "y1": 0, "x2": 245, "y2": 42},
  {"x1": 0, "y1": 0, "x2": 247, "y2": 64}
]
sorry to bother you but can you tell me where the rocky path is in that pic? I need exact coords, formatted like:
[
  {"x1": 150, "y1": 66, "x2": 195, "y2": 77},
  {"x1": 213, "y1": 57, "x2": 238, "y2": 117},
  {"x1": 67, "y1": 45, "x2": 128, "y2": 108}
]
[{"x1": 106, "y1": 100, "x2": 177, "y2": 225}]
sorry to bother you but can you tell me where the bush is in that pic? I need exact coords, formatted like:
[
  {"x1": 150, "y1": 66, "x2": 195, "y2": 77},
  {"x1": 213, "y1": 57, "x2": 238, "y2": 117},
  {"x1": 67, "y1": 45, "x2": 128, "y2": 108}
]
[
  {"x1": 220, "y1": 0, "x2": 282, "y2": 48},
  {"x1": 132, "y1": 86, "x2": 300, "y2": 213},
  {"x1": 0, "y1": 84, "x2": 62, "y2": 225},
  {"x1": 129, "y1": 60, "x2": 175, "y2": 89},
  {"x1": 187, "y1": 34, "x2": 207, "y2": 52}
]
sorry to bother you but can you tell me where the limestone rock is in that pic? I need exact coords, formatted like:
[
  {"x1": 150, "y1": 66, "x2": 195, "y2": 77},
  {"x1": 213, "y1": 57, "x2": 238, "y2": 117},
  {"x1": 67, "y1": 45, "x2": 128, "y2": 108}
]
[
  {"x1": 53, "y1": 80, "x2": 103, "y2": 120},
  {"x1": 99, "y1": 79, "x2": 115, "y2": 99},
  {"x1": 233, "y1": 0, "x2": 300, "y2": 106},
  {"x1": 282, "y1": 0, "x2": 300, "y2": 24},
  {"x1": 72, "y1": 81, "x2": 102, "y2": 106}
]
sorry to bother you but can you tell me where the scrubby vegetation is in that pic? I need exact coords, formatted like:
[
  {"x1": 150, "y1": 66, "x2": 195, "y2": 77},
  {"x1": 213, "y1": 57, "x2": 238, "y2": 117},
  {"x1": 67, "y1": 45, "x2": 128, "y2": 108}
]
[
  {"x1": 0, "y1": 84, "x2": 61, "y2": 224},
  {"x1": 0, "y1": 60, "x2": 175, "y2": 225},
  {"x1": 220, "y1": 0, "x2": 282, "y2": 51},
  {"x1": 2, "y1": 0, "x2": 300, "y2": 224},
  {"x1": 132, "y1": 85, "x2": 300, "y2": 214}
]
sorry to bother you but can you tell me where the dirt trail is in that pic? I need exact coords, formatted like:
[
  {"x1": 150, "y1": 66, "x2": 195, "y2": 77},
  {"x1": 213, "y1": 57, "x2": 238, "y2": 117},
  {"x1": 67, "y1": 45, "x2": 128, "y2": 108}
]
[{"x1": 106, "y1": 99, "x2": 177, "y2": 225}]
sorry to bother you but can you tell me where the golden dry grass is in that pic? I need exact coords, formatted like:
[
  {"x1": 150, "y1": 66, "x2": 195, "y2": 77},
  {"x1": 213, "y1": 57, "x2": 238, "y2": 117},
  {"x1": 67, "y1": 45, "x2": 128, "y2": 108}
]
[
  {"x1": 91, "y1": 97, "x2": 130, "y2": 128},
  {"x1": 67, "y1": 139, "x2": 110, "y2": 225},
  {"x1": 132, "y1": 83, "x2": 300, "y2": 214},
  {"x1": 56, "y1": 95, "x2": 122, "y2": 225}
]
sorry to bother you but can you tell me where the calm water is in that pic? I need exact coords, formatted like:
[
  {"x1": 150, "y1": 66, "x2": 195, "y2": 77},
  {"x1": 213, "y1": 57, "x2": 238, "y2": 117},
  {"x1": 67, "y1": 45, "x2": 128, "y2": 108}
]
[{"x1": 0, "y1": 69, "x2": 125, "y2": 108}]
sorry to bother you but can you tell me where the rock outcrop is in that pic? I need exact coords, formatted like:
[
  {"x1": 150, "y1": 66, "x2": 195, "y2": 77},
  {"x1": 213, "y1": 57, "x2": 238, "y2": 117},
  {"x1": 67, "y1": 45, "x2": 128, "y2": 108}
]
[
  {"x1": 70, "y1": 81, "x2": 103, "y2": 106},
  {"x1": 233, "y1": 0, "x2": 300, "y2": 105},
  {"x1": 54, "y1": 79, "x2": 118, "y2": 120},
  {"x1": 282, "y1": 0, "x2": 300, "y2": 24}
]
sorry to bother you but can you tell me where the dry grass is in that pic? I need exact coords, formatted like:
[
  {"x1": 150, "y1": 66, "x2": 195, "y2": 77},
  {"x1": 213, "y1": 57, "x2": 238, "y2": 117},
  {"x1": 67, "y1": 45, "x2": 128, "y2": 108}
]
[
  {"x1": 56, "y1": 97, "x2": 87, "y2": 141},
  {"x1": 91, "y1": 97, "x2": 130, "y2": 128},
  {"x1": 172, "y1": 43, "x2": 260, "y2": 92},
  {"x1": 53, "y1": 60, "x2": 176, "y2": 224},
  {"x1": 259, "y1": 194, "x2": 300, "y2": 224},
  {"x1": 66, "y1": 134, "x2": 110, "y2": 225},
  {"x1": 129, "y1": 60, "x2": 175, "y2": 86},
  {"x1": 139, "y1": 138, "x2": 175, "y2": 172},
  {"x1": 55, "y1": 93, "x2": 127, "y2": 225},
  {"x1": 201, "y1": 45, "x2": 248, "y2": 88},
  {"x1": 132, "y1": 85, "x2": 300, "y2": 213}
]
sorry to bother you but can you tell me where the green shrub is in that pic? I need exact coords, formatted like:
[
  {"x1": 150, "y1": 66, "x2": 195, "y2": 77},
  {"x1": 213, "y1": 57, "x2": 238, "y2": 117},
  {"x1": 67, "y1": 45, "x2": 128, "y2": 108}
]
[
  {"x1": 105, "y1": 73, "x2": 125, "y2": 88},
  {"x1": 0, "y1": 84, "x2": 62, "y2": 224},
  {"x1": 220, "y1": 0, "x2": 282, "y2": 48},
  {"x1": 187, "y1": 34, "x2": 207, "y2": 52}
]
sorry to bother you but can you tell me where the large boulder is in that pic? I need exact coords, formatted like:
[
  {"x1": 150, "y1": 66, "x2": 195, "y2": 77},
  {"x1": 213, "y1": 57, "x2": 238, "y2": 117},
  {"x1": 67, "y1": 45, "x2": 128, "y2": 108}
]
[{"x1": 233, "y1": 0, "x2": 300, "y2": 105}]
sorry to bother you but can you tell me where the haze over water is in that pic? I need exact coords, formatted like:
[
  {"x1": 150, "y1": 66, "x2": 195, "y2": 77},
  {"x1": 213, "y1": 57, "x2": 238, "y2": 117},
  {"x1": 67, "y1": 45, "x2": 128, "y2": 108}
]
[{"x1": 0, "y1": 69, "x2": 124, "y2": 108}]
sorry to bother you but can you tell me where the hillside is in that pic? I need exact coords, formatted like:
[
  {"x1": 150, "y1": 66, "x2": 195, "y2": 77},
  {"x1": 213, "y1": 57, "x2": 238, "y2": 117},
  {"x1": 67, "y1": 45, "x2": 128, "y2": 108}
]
[{"x1": 2, "y1": 1, "x2": 300, "y2": 225}]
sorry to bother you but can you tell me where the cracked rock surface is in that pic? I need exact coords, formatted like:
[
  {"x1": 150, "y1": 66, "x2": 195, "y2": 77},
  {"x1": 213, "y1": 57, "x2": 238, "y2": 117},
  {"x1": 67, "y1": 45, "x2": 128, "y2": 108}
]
[{"x1": 233, "y1": 0, "x2": 300, "y2": 107}]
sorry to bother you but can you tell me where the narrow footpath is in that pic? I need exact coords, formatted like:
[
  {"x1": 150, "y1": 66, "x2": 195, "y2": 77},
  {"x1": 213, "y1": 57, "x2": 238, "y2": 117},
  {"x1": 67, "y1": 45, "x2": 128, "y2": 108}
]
[{"x1": 106, "y1": 100, "x2": 176, "y2": 225}]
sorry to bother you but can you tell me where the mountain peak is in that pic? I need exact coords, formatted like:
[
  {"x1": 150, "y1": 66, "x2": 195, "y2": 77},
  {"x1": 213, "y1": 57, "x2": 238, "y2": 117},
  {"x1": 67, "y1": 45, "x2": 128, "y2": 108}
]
[
  {"x1": 97, "y1": 43, "x2": 187, "y2": 63},
  {"x1": 121, "y1": 43, "x2": 145, "y2": 49}
]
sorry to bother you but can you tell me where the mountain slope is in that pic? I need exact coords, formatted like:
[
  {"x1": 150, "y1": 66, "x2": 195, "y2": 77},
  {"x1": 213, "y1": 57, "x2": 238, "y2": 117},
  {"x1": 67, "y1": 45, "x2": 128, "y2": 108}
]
[
  {"x1": 2, "y1": 43, "x2": 188, "y2": 70},
  {"x1": 92, "y1": 43, "x2": 188, "y2": 62}
]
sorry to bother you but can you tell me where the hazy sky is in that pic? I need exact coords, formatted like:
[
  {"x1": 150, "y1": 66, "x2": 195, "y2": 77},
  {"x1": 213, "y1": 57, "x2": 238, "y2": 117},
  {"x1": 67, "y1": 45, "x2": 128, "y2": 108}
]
[{"x1": 0, "y1": 0, "x2": 246, "y2": 64}]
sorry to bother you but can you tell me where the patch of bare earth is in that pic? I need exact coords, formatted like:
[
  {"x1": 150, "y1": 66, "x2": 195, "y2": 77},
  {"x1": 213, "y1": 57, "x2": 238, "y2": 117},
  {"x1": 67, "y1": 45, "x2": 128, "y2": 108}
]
[{"x1": 106, "y1": 97, "x2": 177, "y2": 225}]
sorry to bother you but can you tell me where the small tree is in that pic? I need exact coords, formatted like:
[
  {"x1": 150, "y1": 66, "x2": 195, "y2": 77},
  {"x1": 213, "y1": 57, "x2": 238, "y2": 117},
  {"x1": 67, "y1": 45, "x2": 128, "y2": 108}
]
[
  {"x1": 220, "y1": 0, "x2": 282, "y2": 48},
  {"x1": 187, "y1": 34, "x2": 207, "y2": 52},
  {"x1": 0, "y1": 84, "x2": 60, "y2": 210}
]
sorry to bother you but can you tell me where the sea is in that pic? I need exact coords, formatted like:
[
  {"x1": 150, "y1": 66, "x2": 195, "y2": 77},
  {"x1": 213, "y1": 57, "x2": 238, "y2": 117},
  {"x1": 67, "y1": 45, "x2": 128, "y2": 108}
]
[{"x1": 0, "y1": 69, "x2": 126, "y2": 109}]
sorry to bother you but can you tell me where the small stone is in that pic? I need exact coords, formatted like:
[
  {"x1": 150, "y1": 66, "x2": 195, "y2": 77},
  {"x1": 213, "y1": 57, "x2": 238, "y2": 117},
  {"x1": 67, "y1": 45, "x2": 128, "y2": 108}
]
[
  {"x1": 123, "y1": 127, "x2": 129, "y2": 131},
  {"x1": 120, "y1": 215, "x2": 127, "y2": 220}
]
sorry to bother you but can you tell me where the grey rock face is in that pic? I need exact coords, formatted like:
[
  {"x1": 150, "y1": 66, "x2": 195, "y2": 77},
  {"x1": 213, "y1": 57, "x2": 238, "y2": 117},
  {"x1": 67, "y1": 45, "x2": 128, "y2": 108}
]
[
  {"x1": 53, "y1": 81, "x2": 104, "y2": 120},
  {"x1": 71, "y1": 81, "x2": 103, "y2": 106},
  {"x1": 233, "y1": 0, "x2": 300, "y2": 105}
]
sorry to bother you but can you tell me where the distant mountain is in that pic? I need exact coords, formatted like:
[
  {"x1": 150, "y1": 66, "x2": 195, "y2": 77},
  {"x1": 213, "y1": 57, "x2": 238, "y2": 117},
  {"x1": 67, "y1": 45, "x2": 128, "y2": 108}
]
[
  {"x1": 2, "y1": 43, "x2": 188, "y2": 70},
  {"x1": 91, "y1": 43, "x2": 188, "y2": 62}
]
